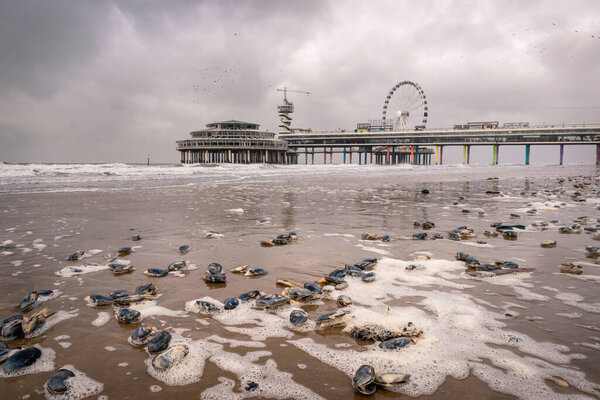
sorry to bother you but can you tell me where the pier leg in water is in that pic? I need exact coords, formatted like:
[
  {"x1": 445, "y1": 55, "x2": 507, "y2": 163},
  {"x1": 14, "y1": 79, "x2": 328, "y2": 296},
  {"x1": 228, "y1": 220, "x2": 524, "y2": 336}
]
[
  {"x1": 597, "y1": 144, "x2": 600, "y2": 166},
  {"x1": 462, "y1": 145, "x2": 466, "y2": 164},
  {"x1": 467, "y1": 145, "x2": 471, "y2": 164},
  {"x1": 440, "y1": 146, "x2": 444, "y2": 165},
  {"x1": 330, "y1": 147, "x2": 333, "y2": 164},
  {"x1": 343, "y1": 147, "x2": 346, "y2": 164},
  {"x1": 323, "y1": 147, "x2": 326, "y2": 164},
  {"x1": 525, "y1": 144, "x2": 530, "y2": 165},
  {"x1": 386, "y1": 146, "x2": 390, "y2": 164},
  {"x1": 559, "y1": 144, "x2": 564, "y2": 165},
  {"x1": 350, "y1": 150, "x2": 353, "y2": 164},
  {"x1": 312, "y1": 149, "x2": 315, "y2": 165},
  {"x1": 410, "y1": 146, "x2": 414, "y2": 164},
  {"x1": 492, "y1": 145, "x2": 497, "y2": 165},
  {"x1": 305, "y1": 149, "x2": 307, "y2": 164},
  {"x1": 435, "y1": 146, "x2": 438, "y2": 164},
  {"x1": 370, "y1": 150, "x2": 373, "y2": 164},
  {"x1": 415, "y1": 146, "x2": 419, "y2": 165}
]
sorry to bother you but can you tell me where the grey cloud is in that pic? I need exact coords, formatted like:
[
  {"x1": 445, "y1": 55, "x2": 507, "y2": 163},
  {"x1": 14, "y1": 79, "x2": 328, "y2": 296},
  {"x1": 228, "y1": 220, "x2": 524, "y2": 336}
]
[{"x1": 0, "y1": 0, "x2": 598, "y2": 163}]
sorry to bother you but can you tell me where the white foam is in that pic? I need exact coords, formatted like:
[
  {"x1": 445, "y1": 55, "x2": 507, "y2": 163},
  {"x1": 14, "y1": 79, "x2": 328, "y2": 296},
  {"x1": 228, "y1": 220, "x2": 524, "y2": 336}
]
[
  {"x1": 556, "y1": 312, "x2": 582, "y2": 319},
  {"x1": 55, "y1": 263, "x2": 108, "y2": 278},
  {"x1": 34, "y1": 243, "x2": 47, "y2": 251},
  {"x1": 126, "y1": 300, "x2": 186, "y2": 320},
  {"x1": 226, "y1": 208, "x2": 244, "y2": 213},
  {"x1": 324, "y1": 233, "x2": 355, "y2": 237},
  {"x1": 43, "y1": 365, "x2": 104, "y2": 400},
  {"x1": 91, "y1": 312, "x2": 111, "y2": 327},
  {"x1": 149, "y1": 385, "x2": 162, "y2": 392},
  {"x1": 11, "y1": 260, "x2": 24, "y2": 267},
  {"x1": 54, "y1": 335, "x2": 70, "y2": 341},
  {"x1": 58, "y1": 342, "x2": 72, "y2": 349},
  {"x1": 354, "y1": 243, "x2": 392, "y2": 256},
  {"x1": 555, "y1": 292, "x2": 600, "y2": 313}
]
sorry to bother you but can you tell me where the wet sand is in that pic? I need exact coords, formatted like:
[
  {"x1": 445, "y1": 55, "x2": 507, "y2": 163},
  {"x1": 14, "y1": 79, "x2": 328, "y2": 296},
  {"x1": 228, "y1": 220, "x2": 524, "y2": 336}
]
[{"x1": 1, "y1": 164, "x2": 599, "y2": 399}]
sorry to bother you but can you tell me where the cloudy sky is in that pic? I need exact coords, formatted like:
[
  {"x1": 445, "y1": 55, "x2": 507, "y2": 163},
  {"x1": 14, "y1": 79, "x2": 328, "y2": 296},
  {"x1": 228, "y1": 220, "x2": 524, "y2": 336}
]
[{"x1": 0, "y1": 0, "x2": 598, "y2": 163}]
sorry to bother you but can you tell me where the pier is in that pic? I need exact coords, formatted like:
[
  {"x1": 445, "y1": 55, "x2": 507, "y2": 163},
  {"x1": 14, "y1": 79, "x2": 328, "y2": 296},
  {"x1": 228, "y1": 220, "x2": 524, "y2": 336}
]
[
  {"x1": 176, "y1": 120, "x2": 297, "y2": 164},
  {"x1": 279, "y1": 124, "x2": 600, "y2": 165}
]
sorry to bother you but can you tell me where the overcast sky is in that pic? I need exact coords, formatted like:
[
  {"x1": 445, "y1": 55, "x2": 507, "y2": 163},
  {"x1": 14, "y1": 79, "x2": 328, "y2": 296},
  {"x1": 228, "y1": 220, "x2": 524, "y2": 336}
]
[{"x1": 0, "y1": 0, "x2": 599, "y2": 163}]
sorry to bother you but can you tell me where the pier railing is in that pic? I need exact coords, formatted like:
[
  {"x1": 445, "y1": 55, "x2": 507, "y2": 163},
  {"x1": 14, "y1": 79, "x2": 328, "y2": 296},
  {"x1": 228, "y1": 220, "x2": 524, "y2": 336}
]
[{"x1": 176, "y1": 138, "x2": 288, "y2": 151}]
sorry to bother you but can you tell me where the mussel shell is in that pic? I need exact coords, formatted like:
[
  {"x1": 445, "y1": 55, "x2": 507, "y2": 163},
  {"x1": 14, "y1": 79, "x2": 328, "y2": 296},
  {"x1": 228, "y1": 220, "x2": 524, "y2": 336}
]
[
  {"x1": 335, "y1": 282, "x2": 348, "y2": 290},
  {"x1": 329, "y1": 268, "x2": 346, "y2": 279},
  {"x1": 135, "y1": 283, "x2": 157, "y2": 295},
  {"x1": 112, "y1": 264, "x2": 135, "y2": 274},
  {"x1": 289, "y1": 310, "x2": 308, "y2": 326},
  {"x1": 353, "y1": 364, "x2": 375, "y2": 389},
  {"x1": 129, "y1": 326, "x2": 157, "y2": 347},
  {"x1": 168, "y1": 260, "x2": 189, "y2": 271},
  {"x1": 47, "y1": 368, "x2": 75, "y2": 394},
  {"x1": 224, "y1": 298, "x2": 239, "y2": 310},
  {"x1": 324, "y1": 275, "x2": 345, "y2": 285},
  {"x1": 0, "y1": 340, "x2": 6, "y2": 350},
  {"x1": 379, "y1": 337, "x2": 413, "y2": 350},
  {"x1": 151, "y1": 344, "x2": 189, "y2": 371},
  {"x1": 337, "y1": 295, "x2": 352, "y2": 307},
  {"x1": 203, "y1": 273, "x2": 226, "y2": 283},
  {"x1": 286, "y1": 288, "x2": 314, "y2": 301},
  {"x1": 147, "y1": 331, "x2": 171, "y2": 354},
  {"x1": 22, "y1": 313, "x2": 46, "y2": 335},
  {"x1": 355, "y1": 383, "x2": 377, "y2": 395},
  {"x1": 244, "y1": 268, "x2": 268, "y2": 277},
  {"x1": 117, "y1": 247, "x2": 132, "y2": 255},
  {"x1": 238, "y1": 290, "x2": 262, "y2": 302},
  {"x1": 144, "y1": 268, "x2": 169, "y2": 277},
  {"x1": 35, "y1": 290, "x2": 54, "y2": 297},
  {"x1": 19, "y1": 292, "x2": 39, "y2": 312},
  {"x1": 66, "y1": 251, "x2": 84, "y2": 261},
  {"x1": 178, "y1": 245, "x2": 190, "y2": 253},
  {"x1": 110, "y1": 290, "x2": 129, "y2": 299},
  {"x1": 2, "y1": 346, "x2": 41, "y2": 373},
  {"x1": 117, "y1": 308, "x2": 141, "y2": 324},
  {"x1": 0, "y1": 347, "x2": 21, "y2": 363},
  {"x1": 112, "y1": 295, "x2": 150, "y2": 306},
  {"x1": 1, "y1": 316, "x2": 24, "y2": 340},
  {"x1": 272, "y1": 238, "x2": 288, "y2": 245},
  {"x1": 207, "y1": 263, "x2": 222, "y2": 274},
  {"x1": 455, "y1": 252, "x2": 469, "y2": 261},
  {"x1": 303, "y1": 283, "x2": 322, "y2": 294},
  {"x1": 316, "y1": 310, "x2": 346, "y2": 325},
  {"x1": 362, "y1": 272, "x2": 376, "y2": 282},
  {"x1": 475, "y1": 264, "x2": 500, "y2": 271},
  {"x1": 255, "y1": 295, "x2": 290, "y2": 309},
  {"x1": 374, "y1": 372, "x2": 410, "y2": 387},
  {"x1": 195, "y1": 300, "x2": 221, "y2": 313},
  {"x1": 380, "y1": 234, "x2": 390, "y2": 242}
]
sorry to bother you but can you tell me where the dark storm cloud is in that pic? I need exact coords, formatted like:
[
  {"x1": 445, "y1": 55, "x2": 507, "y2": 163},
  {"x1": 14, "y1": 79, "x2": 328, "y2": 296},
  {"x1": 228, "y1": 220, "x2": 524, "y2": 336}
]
[{"x1": 0, "y1": 0, "x2": 598, "y2": 163}]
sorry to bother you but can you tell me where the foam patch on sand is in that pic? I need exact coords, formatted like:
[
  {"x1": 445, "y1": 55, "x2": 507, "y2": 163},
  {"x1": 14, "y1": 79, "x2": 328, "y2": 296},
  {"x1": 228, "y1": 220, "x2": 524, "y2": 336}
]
[
  {"x1": 554, "y1": 292, "x2": 600, "y2": 314},
  {"x1": 0, "y1": 345, "x2": 55, "y2": 378},
  {"x1": 43, "y1": 365, "x2": 104, "y2": 400},
  {"x1": 203, "y1": 353, "x2": 325, "y2": 400},
  {"x1": 91, "y1": 312, "x2": 111, "y2": 327},
  {"x1": 127, "y1": 300, "x2": 187, "y2": 319},
  {"x1": 324, "y1": 233, "x2": 355, "y2": 238},
  {"x1": 55, "y1": 263, "x2": 108, "y2": 278},
  {"x1": 355, "y1": 243, "x2": 392, "y2": 256},
  {"x1": 285, "y1": 256, "x2": 599, "y2": 399}
]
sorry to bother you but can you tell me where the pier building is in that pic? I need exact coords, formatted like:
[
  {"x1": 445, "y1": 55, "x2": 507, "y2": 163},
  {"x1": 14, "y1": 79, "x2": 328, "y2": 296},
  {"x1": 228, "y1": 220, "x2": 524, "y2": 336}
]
[{"x1": 176, "y1": 120, "x2": 297, "y2": 164}]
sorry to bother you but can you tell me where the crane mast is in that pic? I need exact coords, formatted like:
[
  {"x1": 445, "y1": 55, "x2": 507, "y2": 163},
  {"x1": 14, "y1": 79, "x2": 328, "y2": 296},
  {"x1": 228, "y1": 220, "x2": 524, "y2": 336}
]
[{"x1": 277, "y1": 87, "x2": 310, "y2": 134}]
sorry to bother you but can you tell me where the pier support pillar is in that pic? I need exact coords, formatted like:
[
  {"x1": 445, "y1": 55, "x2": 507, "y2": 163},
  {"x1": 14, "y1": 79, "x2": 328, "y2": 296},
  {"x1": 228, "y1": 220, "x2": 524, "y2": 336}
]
[
  {"x1": 414, "y1": 146, "x2": 419, "y2": 165},
  {"x1": 370, "y1": 150, "x2": 373, "y2": 164},
  {"x1": 525, "y1": 145, "x2": 530, "y2": 165},
  {"x1": 410, "y1": 146, "x2": 414, "y2": 164},
  {"x1": 343, "y1": 147, "x2": 346, "y2": 164},
  {"x1": 305, "y1": 148, "x2": 308, "y2": 165},
  {"x1": 312, "y1": 149, "x2": 315, "y2": 165},
  {"x1": 596, "y1": 144, "x2": 600, "y2": 166},
  {"x1": 364, "y1": 150, "x2": 368, "y2": 165},
  {"x1": 467, "y1": 145, "x2": 471, "y2": 164},
  {"x1": 386, "y1": 146, "x2": 390, "y2": 164},
  {"x1": 330, "y1": 147, "x2": 333, "y2": 164},
  {"x1": 462, "y1": 145, "x2": 466, "y2": 164},
  {"x1": 440, "y1": 146, "x2": 444, "y2": 165},
  {"x1": 350, "y1": 150, "x2": 353, "y2": 164}
]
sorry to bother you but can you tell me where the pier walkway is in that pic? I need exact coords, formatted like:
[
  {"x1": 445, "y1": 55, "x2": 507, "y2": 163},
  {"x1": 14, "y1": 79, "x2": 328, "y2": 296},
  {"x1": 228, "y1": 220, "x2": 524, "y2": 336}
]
[{"x1": 279, "y1": 125, "x2": 600, "y2": 165}]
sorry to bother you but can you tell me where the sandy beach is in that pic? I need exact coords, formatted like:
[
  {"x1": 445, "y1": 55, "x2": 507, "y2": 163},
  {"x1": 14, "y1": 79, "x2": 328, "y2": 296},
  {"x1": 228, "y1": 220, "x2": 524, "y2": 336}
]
[{"x1": 1, "y1": 163, "x2": 599, "y2": 399}]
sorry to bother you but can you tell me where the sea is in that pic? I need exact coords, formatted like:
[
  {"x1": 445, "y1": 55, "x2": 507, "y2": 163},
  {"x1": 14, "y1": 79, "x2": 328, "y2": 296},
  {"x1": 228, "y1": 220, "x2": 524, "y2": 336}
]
[{"x1": 0, "y1": 162, "x2": 599, "y2": 399}]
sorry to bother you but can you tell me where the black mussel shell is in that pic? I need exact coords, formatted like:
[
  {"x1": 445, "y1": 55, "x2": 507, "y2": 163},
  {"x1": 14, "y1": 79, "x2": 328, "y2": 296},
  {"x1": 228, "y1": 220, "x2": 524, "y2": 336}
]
[
  {"x1": 2, "y1": 346, "x2": 41, "y2": 373},
  {"x1": 47, "y1": 368, "x2": 75, "y2": 394},
  {"x1": 147, "y1": 331, "x2": 171, "y2": 354}
]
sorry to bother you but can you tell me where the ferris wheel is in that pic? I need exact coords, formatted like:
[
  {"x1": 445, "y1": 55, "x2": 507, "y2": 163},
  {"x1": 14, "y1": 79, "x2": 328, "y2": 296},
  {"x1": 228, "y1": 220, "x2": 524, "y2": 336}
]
[{"x1": 381, "y1": 81, "x2": 428, "y2": 131}]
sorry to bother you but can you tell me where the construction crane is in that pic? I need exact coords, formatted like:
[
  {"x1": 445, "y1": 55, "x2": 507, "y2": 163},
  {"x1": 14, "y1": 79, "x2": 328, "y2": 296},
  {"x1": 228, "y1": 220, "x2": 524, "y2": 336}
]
[{"x1": 276, "y1": 87, "x2": 310, "y2": 133}]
